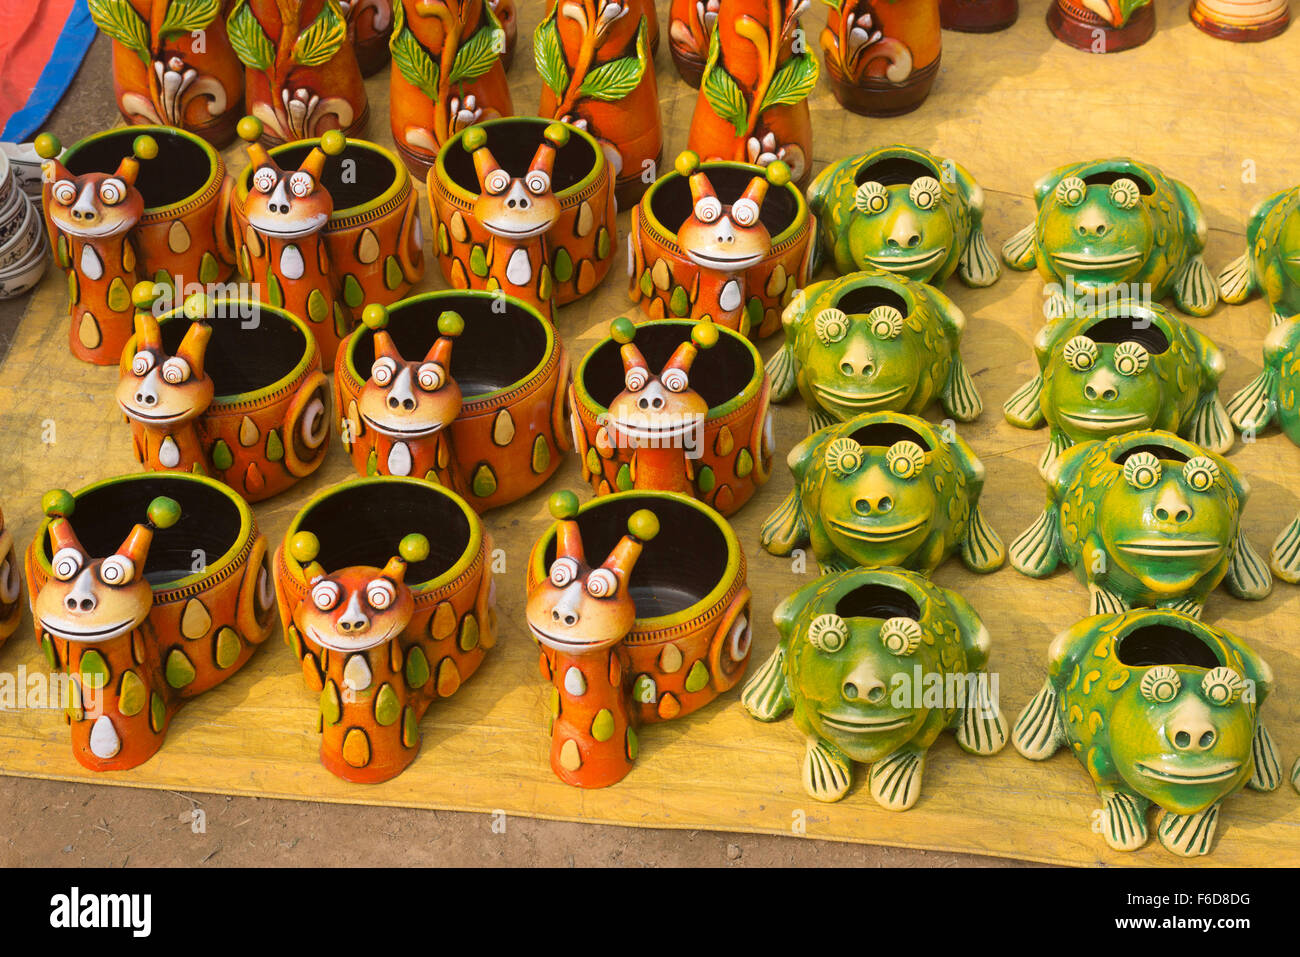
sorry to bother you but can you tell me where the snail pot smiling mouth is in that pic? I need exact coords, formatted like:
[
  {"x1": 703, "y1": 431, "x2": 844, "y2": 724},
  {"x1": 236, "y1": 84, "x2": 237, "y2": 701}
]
[
  {"x1": 527, "y1": 621, "x2": 618, "y2": 652},
  {"x1": 246, "y1": 211, "x2": 329, "y2": 238},
  {"x1": 360, "y1": 413, "x2": 445, "y2": 439},
  {"x1": 38, "y1": 616, "x2": 140, "y2": 642},
  {"x1": 307, "y1": 621, "x2": 402, "y2": 653},
  {"x1": 482, "y1": 219, "x2": 552, "y2": 239},
  {"x1": 686, "y1": 250, "x2": 765, "y2": 270}
]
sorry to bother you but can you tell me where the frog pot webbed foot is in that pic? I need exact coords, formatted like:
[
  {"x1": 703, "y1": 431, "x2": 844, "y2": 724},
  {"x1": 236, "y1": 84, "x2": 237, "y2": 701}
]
[
  {"x1": 1156, "y1": 803, "x2": 1220, "y2": 858},
  {"x1": 1291, "y1": 757, "x2": 1300, "y2": 795},
  {"x1": 1216, "y1": 250, "x2": 1256, "y2": 305},
  {"x1": 1248, "y1": 723, "x2": 1283, "y2": 792},
  {"x1": 941, "y1": 352, "x2": 982, "y2": 422},
  {"x1": 958, "y1": 224, "x2": 1000, "y2": 288},
  {"x1": 1224, "y1": 365, "x2": 1278, "y2": 435},
  {"x1": 1173, "y1": 256, "x2": 1218, "y2": 318},
  {"x1": 766, "y1": 343, "x2": 798, "y2": 403},
  {"x1": 1096, "y1": 790, "x2": 1150, "y2": 852},
  {"x1": 740, "y1": 644, "x2": 792, "y2": 721},
  {"x1": 1271, "y1": 514, "x2": 1300, "y2": 584},
  {"x1": 1088, "y1": 584, "x2": 1130, "y2": 617},
  {"x1": 1037, "y1": 431, "x2": 1073, "y2": 478},
  {"x1": 1012, "y1": 677, "x2": 1065, "y2": 760},
  {"x1": 1001, "y1": 221, "x2": 1037, "y2": 271},
  {"x1": 1009, "y1": 506, "x2": 1061, "y2": 578},
  {"x1": 1187, "y1": 391, "x2": 1233, "y2": 456},
  {"x1": 955, "y1": 683, "x2": 1007, "y2": 756},
  {"x1": 802, "y1": 737, "x2": 853, "y2": 803},
  {"x1": 960, "y1": 505, "x2": 1005, "y2": 573},
  {"x1": 759, "y1": 489, "x2": 809, "y2": 555},
  {"x1": 1157, "y1": 597, "x2": 1203, "y2": 619},
  {"x1": 817, "y1": 554, "x2": 855, "y2": 575},
  {"x1": 808, "y1": 407, "x2": 837, "y2": 433},
  {"x1": 1224, "y1": 528, "x2": 1273, "y2": 601},
  {"x1": 868, "y1": 746, "x2": 926, "y2": 811},
  {"x1": 1002, "y1": 374, "x2": 1044, "y2": 429}
]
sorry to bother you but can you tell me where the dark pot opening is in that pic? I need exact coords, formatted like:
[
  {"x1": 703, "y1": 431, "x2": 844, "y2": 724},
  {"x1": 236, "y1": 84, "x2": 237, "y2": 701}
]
[
  {"x1": 161, "y1": 306, "x2": 306, "y2": 397},
  {"x1": 1114, "y1": 443, "x2": 1189, "y2": 466},
  {"x1": 352, "y1": 295, "x2": 549, "y2": 398},
  {"x1": 42, "y1": 478, "x2": 243, "y2": 587},
  {"x1": 443, "y1": 120, "x2": 598, "y2": 195},
  {"x1": 1116, "y1": 624, "x2": 1222, "y2": 668},
  {"x1": 1081, "y1": 315, "x2": 1170, "y2": 354},
  {"x1": 66, "y1": 130, "x2": 212, "y2": 210},
  {"x1": 650, "y1": 165, "x2": 798, "y2": 239},
  {"x1": 850, "y1": 422, "x2": 932, "y2": 452},
  {"x1": 835, "y1": 583, "x2": 922, "y2": 621},
  {"x1": 271, "y1": 143, "x2": 394, "y2": 211},
  {"x1": 1082, "y1": 170, "x2": 1154, "y2": 195},
  {"x1": 581, "y1": 322, "x2": 755, "y2": 409},
  {"x1": 853, "y1": 156, "x2": 937, "y2": 188},
  {"x1": 296, "y1": 481, "x2": 472, "y2": 586},
  {"x1": 541, "y1": 496, "x2": 729, "y2": 620},
  {"x1": 834, "y1": 285, "x2": 909, "y2": 317}
]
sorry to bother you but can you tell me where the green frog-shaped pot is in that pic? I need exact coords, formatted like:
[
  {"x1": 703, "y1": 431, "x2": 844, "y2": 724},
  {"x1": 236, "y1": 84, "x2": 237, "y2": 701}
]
[
  {"x1": 807, "y1": 144, "x2": 999, "y2": 289},
  {"x1": 1004, "y1": 299, "x2": 1231, "y2": 476},
  {"x1": 742, "y1": 567, "x2": 1006, "y2": 807},
  {"x1": 1013, "y1": 608, "x2": 1281, "y2": 857},
  {"x1": 1002, "y1": 159, "x2": 1217, "y2": 318},
  {"x1": 1218, "y1": 184, "x2": 1300, "y2": 326},
  {"x1": 1010, "y1": 430, "x2": 1271, "y2": 616},
  {"x1": 760, "y1": 412, "x2": 1004, "y2": 574},
  {"x1": 769, "y1": 270, "x2": 982, "y2": 431}
]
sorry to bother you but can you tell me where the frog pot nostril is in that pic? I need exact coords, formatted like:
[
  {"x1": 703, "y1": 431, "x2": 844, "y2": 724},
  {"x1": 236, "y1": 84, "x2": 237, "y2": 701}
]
[
  {"x1": 1200, "y1": 730, "x2": 1216, "y2": 749},
  {"x1": 843, "y1": 681, "x2": 858, "y2": 700},
  {"x1": 853, "y1": 498, "x2": 870, "y2": 515},
  {"x1": 865, "y1": 684, "x2": 886, "y2": 704},
  {"x1": 1175, "y1": 730, "x2": 1191, "y2": 749},
  {"x1": 878, "y1": 496, "x2": 893, "y2": 513}
]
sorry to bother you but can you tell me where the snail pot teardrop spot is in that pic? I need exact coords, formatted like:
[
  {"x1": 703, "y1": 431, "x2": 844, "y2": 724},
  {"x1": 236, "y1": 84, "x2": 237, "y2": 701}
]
[{"x1": 820, "y1": 0, "x2": 943, "y2": 117}]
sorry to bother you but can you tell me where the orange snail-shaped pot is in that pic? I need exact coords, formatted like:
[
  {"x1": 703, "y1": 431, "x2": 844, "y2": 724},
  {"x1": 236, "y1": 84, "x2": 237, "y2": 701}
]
[
  {"x1": 25, "y1": 476, "x2": 276, "y2": 771},
  {"x1": 0, "y1": 507, "x2": 23, "y2": 649},
  {"x1": 274, "y1": 477, "x2": 496, "y2": 783}
]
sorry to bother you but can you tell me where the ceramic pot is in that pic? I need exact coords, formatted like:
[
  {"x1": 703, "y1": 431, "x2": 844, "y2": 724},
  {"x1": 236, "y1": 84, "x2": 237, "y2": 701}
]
[
  {"x1": 667, "y1": 0, "x2": 715, "y2": 86},
  {"x1": 428, "y1": 117, "x2": 618, "y2": 312},
  {"x1": 90, "y1": 0, "x2": 246, "y2": 146},
  {"x1": 1218, "y1": 183, "x2": 1300, "y2": 325},
  {"x1": 1010, "y1": 430, "x2": 1271, "y2": 616},
  {"x1": 25, "y1": 474, "x2": 275, "y2": 771},
  {"x1": 387, "y1": 0, "x2": 513, "y2": 176},
  {"x1": 808, "y1": 144, "x2": 999, "y2": 288},
  {"x1": 0, "y1": 507, "x2": 22, "y2": 648},
  {"x1": 939, "y1": 0, "x2": 1018, "y2": 30},
  {"x1": 526, "y1": 490, "x2": 751, "y2": 787},
  {"x1": 821, "y1": 0, "x2": 942, "y2": 117},
  {"x1": 1014, "y1": 609, "x2": 1280, "y2": 857},
  {"x1": 1046, "y1": 0, "x2": 1155, "y2": 52},
  {"x1": 761, "y1": 410, "x2": 1004, "y2": 575},
  {"x1": 629, "y1": 154, "x2": 813, "y2": 339},
  {"x1": 1003, "y1": 158, "x2": 1215, "y2": 318},
  {"x1": 346, "y1": 0, "x2": 394, "y2": 74},
  {"x1": 570, "y1": 318, "x2": 773, "y2": 514},
  {"x1": 741, "y1": 566, "x2": 1005, "y2": 806},
  {"x1": 274, "y1": 477, "x2": 495, "y2": 783},
  {"x1": 118, "y1": 289, "x2": 331, "y2": 502},
  {"x1": 226, "y1": 0, "x2": 368, "y2": 144},
  {"x1": 536, "y1": 1, "x2": 663, "y2": 208},
  {"x1": 771, "y1": 270, "x2": 983, "y2": 431},
  {"x1": 0, "y1": 193, "x2": 44, "y2": 271},
  {"x1": 686, "y1": 0, "x2": 817, "y2": 190},
  {"x1": 490, "y1": 0, "x2": 517, "y2": 67},
  {"x1": 1006, "y1": 299, "x2": 1231, "y2": 477},
  {"x1": 0, "y1": 235, "x2": 50, "y2": 301},
  {"x1": 1191, "y1": 0, "x2": 1289, "y2": 38},
  {"x1": 334, "y1": 291, "x2": 571, "y2": 511}
]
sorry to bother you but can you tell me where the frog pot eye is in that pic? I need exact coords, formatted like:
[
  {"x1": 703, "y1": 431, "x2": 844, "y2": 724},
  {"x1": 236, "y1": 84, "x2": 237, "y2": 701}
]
[
  {"x1": 484, "y1": 169, "x2": 511, "y2": 195},
  {"x1": 586, "y1": 568, "x2": 618, "y2": 598},
  {"x1": 311, "y1": 579, "x2": 341, "y2": 611},
  {"x1": 51, "y1": 180, "x2": 77, "y2": 205},
  {"x1": 1201, "y1": 667, "x2": 1243, "y2": 706},
  {"x1": 661, "y1": 368, "x2": 689, "y2": 393},
  {"x1": 807, "y1": 613, "x2": 848, "y2": 653},
  {"x1": 1183, "y1": 456, "x2": 1220, "y2": 492},
  {"x1": 99, "y1": 555, "x2": 134, "y2": 586},
  {"x1": 825, "y1": 437, "x2": 864, "y2": 478},
  {"x1": 52, "y1": 547, "x2": 83, "y2": 581},
  {"x1": 880, "y1": 617, "x2": 922, "y2": 656},
  {"x1": 416, "y1": 362, "x2": 446, "y2": 392},
  {"x1": 371, "y1": 356, "x2": 397, "y2": 386},
  {"x1": 1140, "y1": 665, "x2": 1180, "y2": 703},
  {"x1": 161, "y1": 356, "x2": 191, "y2": 384},
  {"x1": 1063, "y1": 335, "x2": 1098, "y2": 372},
  {"x1": 549, "y1": 557, "x2": 579, "y2": 588},
  {"x1": 814, "y1": 308, "x2": 849, "y2": 345},
  {"x1": 909, "y1": 176, "x2": 942, "y2": 210},
  {"x1": 1113, "y1": 341, "x2": 1149, "y2": 376},
  {"x1": 1123, "y1": 451, "x2": 1162, "y2": 490},
  {"x1": 252, "y1": 167, "x2": 278, "y2": 194},
  {"x1": 98, "y1": 178, "x2": 126, "y2": 206},
  {"x1": 1109, "y1": 178, "x2": 1141, "y2": 210},
  {"x1": 693, "y1": 195, "x2": 721, "y2": 223},
  {"x1": 288, "y1": 171, "x2": 314, "y2": 198},
  {"x1": 131, "y1": 351, "x2": 155, "y2": 376},
  {"x1": 365, "y1": 578, "x2": 396, "y2": 611},
  {"x1": 524, "y1": 170, "x2": 551, "y2": 195},
  {"x1": 854, "y1": 181, "x2": 888, "y2": 215},
  {"x1": 1055, "y1": 176, "x2": 1086, "y2": 207},
  {"x1": 886, "y1": 440, "x2": 925, "y2": 480},
  {"x1": 869, "y1": 305, "x2": 904, "y2": 340},
  {"x1": 624, "y1": 366, "x2": 648, "y2": 391}
]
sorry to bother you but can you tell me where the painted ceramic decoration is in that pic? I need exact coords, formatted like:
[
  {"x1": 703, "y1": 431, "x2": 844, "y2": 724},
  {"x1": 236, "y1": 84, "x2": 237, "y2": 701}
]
[
  {"x1": 0, "y1": 507, "x2": 22, "y2": 648},
  {"x1": 1190, "y1": 0, "x2": 1289, "y2": 38},
  {"x1": 428, "y1": 117, "x2": 618, "y2": 310},
  {"x1": 387, "y1": 0, "x2": 512, "y2": 174},
  {"x1": 334, "y1": 292, "x2": 570, "y2": 510},
  {"x1": 668, "y1": 0, "x2": 717, "y2": 85},
  {"x1": 225, "y1": 0, "x2": 368, "y2": 143},
  {"x1": 1218, "y1": 183, "x2": 1300, "y2": 325},
  {"x1": 1003, "y1": 158, "x2": 1216, "y2": 318},
  {"x1": 807, "y1": 144, "x2": 998, "y2": 289},
  {"x1": 274, "y1": 477, "x2": 495, "y2": 783},
  {"x1": 117, "y1": 288, "x2": 331, "y2": 501},
  {"x1": 938, "y1": 0, "x2": 1018, "y2": 30},
  {"x1": 345, "y1": 0, "x2": 393, "y2": 74},
  {"x1": 1047, "y1": 0, "x2": 1155, "y2": 52},
  {"x1": 0, "y1": 147, "x2": 49, "y2": 300},
  {"x1": 526, "y1": 490, "x2": 752, "y2": 787},
  {"x1": 230, "y1": 124, "x2": 424, "y2": 322},
  {"x1": 769, "y1": 270, "x2": 982, "y2": 431},
  {"x1": 535, "y1": 0, "x2": 662, "y2": 208},
  {"x1": 1010, "y1": 430, "x2": 1271, "y2": 616},
  {"x1": 570, "y1": 317, "x2": 774, "y2": 514},
  {"x1": 820, "y1": 0, "x2": 942, "y2": 117},
  {"x1": 761, "y1": 411, "x2": 1004, "y2": 574},
  {"x1": 687, "y1": 0, "x2": 817, "y2": 190},
  {"x1": 1014, "y1": 609, "x2": 1281, "y2": 856},
  {"x1": 629, "y1": 154, "x2": 812, "y2": 338},
  {"x1": 491, "y1": 0, "x2": 517, "y2": 66},
  {"x1": 89, "y1": 0, "x2": 245, "y2": 146},
  {"x1": 25, "y1": 475, "x2": 276, "y2": 771},
  {"x1": 1004, "y1": 299, "x2": 1232, "y2": 476},
  {"x1": 742, "y1": 567, "x2": 1005, "y2": 806}
]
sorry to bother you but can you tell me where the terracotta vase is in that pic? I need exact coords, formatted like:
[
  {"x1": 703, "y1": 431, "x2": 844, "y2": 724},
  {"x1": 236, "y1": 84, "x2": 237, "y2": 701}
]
[
  {"x1": 490, "y1": 0, "x2": 518, "y2": 67},
  {"x1": 334, "y1": 291, "x2": 571, "y2": 510},
  {"x1": 427, "y1": 117, "x2": 618, "y2": 312},
  {"x1": 686, "y1": 0, "x2": 817, "y2": 190},
  {"x1": 0, "y1": 507, "x2": 22, "y2": 648},
  {"x1": 25, "y1": 475, "x2": 275, "y2": 771},
  {"x1": 346, "y1": 0, "x2": 394, "y2": 74},
  {"x1": 39, "y1": 126, "x2": 236, "y2": 364},
  {"x1": 629, "y1": 153, "x2": 813, "y2": 338},
  {"x1": 90, "y1": 0, "x2": 246, "y2": 146},
  {"x1": 226, "y1": 0, "x2": 368, "y2": 144},
  {"x1": 117, "y1": 288, "x2": 331, "y2": 502},
  {"x1": 274, "y1": 477, "x2": 495, "y2": 783},
  {"x1": 1046, "y1": 0, "x2": 1155, "y2": 52},
  {"x1": 939, "y1": 0, "x2": 1018, "y2": 31},
  {"x1": 821, "y1": 0, "x2": 942, "y2": 117},
  {"x1": 1219, "y1": 183, "x2": 1300, "y2": 324},
  {"x1": 536, "y1": 0, "x2": 663, "y2": 208},
  {"x1": 526, "y1": 490, "x2": 751, "y2": 788},
  {"x1": 1190, "y1": 0, "x2": 1288, "y2": 37},
  {"x1": 387, "y1": 0, "x2": 513, "y2": 176},
  {"x1": 570, "y1": 317, "x2": 774, "y2": 514},
  {"x1": 668, "y1": 0, "x2": 717, "y2": 86}
]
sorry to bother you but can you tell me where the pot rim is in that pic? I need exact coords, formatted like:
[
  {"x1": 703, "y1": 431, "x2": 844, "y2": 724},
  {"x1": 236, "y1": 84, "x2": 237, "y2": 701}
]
[{"x1": 808, "y1": 270, "x2": 926, "y2": 319}]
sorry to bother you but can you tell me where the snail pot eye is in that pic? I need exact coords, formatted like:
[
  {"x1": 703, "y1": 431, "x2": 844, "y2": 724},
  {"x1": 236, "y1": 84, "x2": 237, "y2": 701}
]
[
  {"x1": 131, "y1": 351, "x2": 155, "y2": 376},
  {"x1": 731, "y1": 198, "x2": 760, "y2": 227},
  {"x1": 585, "y1": 568, "x2": 618, "y2": 598},
  {"x1": 623, "y1": 367, "x2": 648, "y2": 391},
  {"x1": 288, "y1": 171, "x2": 314, "y2": 198},
  {"x1": 99, "y1": 555, "x2": 134, "y2": 586},
  {"x1": 161, "y1": 357, "x2": 191, "y2": 384},
  {"x1": 311, "y1": 580, "x2": 341, "y2": 611},
  {"x1": 661, "y1": 368, "x2": 689, "y2": 393},
  {"x1": 52, "y1": 547, "x2": 83, "y2": 581},
  {"x1": 525, "y1": 171, "x2": 550, "y2": 195},
  {"x1": 52, "y1": 181, "x2": 77, "y2": 205},
  {"x1": 484, "y1": 169, "x2": 511, "y2": 195},
  {"x1": 549, "y1": 557, "x2": 579, "y2": 587},
  {"x1": 253, "y1": 167, "x2": 278, "y2": 193},
  {"x1": 99, "y1": 178, "x2": 126, "y2": 206},
  {"x1": 416, "y1": 363, "x2": 445, "y2": 391},
  {"x1": 371, "y1": 357, "x2": 397, "y2": 386},
  {"x1": 366, "y1": 579, "x2": 396, "y2": 611},
  {"x1": 693, "y1": 197, "x2": 721, "y2": 223}
]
